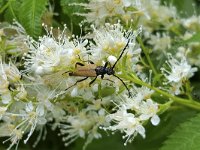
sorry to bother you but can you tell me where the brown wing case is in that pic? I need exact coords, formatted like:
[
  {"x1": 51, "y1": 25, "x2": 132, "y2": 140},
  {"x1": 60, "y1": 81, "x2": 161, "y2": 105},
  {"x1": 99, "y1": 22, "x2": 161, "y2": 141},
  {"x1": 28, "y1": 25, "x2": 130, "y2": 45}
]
[{"x1": 69, "y1": 64, "x2": 97, "y2": 77}]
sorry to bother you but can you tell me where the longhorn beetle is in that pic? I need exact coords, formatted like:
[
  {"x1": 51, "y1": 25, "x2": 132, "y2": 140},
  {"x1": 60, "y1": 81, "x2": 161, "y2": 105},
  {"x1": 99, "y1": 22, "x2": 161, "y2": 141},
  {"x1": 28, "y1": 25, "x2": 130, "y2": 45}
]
[{"x1": 65, "y1": 39, "x2": 132, "y2": 97}]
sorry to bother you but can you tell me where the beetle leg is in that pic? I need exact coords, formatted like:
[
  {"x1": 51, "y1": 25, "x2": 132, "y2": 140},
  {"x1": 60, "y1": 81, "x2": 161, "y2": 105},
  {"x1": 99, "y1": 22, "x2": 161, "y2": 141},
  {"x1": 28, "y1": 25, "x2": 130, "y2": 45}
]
[
  {"x1": 103, "y1": 62, "x2": 108, "y2": 69},
  {"x1": 101, "y1": 74, "x2": 104, "y2": 79},
  {"x1": 77, "y1": 55, "x2": 94, "y2": 64},
  {"x1": 65, "y1": 77, "x2": 88, "y2": 91},
  {"x1": 62, "y1": 71, "x2": 71, "y2": 75},
  {"x1": 113, "y1": 74, "x2": 132, "y2": 98},
  {"x1": 63, "y1": 62, "x2": 85, "y2": 75},
  {"x1": 89, "y1": 76, "x2": 98, "y2": 85},
  {"x1": 88, "y1": 60, "x2": 94, "y2": 64},
  {"x1": 75, "y1": 62, "x2": 85, "y2": 67}
]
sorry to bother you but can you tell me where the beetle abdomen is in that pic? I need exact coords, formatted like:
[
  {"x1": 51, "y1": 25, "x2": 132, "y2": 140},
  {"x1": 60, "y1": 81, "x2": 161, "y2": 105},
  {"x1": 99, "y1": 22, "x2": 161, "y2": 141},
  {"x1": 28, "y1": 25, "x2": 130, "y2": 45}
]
[{"x1": 69, "y1": 69, "x2": 96, "y2": 77}]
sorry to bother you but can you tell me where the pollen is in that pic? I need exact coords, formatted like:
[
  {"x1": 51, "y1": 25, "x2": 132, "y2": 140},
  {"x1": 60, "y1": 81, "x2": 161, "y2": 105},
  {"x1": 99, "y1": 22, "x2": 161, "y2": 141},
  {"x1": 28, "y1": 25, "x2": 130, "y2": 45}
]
[
  {"x1": 70, "y1": 56, "x2": 78, "y2": 65},
  {"x1": 114, "y1": 0, "x2": 122, "y2": 5},
  {"x1": 0, "y1": 80, "x2": 9, "y2": 90},
  {"x1": 74, "y1": 48, "x2": 81, "y2": 54},
  {"x1": 116, "y1": 42, "x2": 125, "y2": 49},
  {"x1": 103, "y1": 44, "x2": 109, "y2": 51},
  {"x1": 109, "y1": 47, "x2": 116, "y2": 53}
]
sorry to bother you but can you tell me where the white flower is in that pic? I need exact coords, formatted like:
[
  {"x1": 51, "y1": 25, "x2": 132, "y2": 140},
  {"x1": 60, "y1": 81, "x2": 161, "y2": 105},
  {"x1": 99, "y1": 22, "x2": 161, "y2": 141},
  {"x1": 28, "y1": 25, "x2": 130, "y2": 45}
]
[
  {"x1": 3, "y1": 63, "x2": 21, "y2": 82},
  {"x1": 73, "y1": 0, "x2": 145, "y2": 25},
  {"x1": 71, "y1": 87, "x2": 78, "y2": 97},
  {"x1": 168, "y1": 82, "x2": 182, "y2": 95},
  {"x1": 107, "y1": 55, "x2": 117, "y2": 65},
  {"x1": 90, "y1": 22, "x2": 142, "y2": 64},
  {"x1": 1, "y1": 91, "x2": 12, "y2": 104},
  {"x1": 0, "y1": 106, "x2": 7, "y2": 119},
  {"x1": 65, "y1": 77, "x2": 97, "y2": 99},
  {"x1": 139, "y1": 0, "x2": 177, "y2": 33},
  {"x1": 161, "y1": 54, "x2": 198, "y2": 83},
  {"x1": 0, "y1": 60, "x2": 15, "y2": 104},
  {"x1": 19, "y1": 102, "x2": 47, "y2": 144},
  {"x1": 75, "y1": 0, "x2": 118, "y2": 24},
  {"x1": 176, "y1": 46, "x2": 190, "y2": 59},
  {"x1": 2, "y1": 21, "x2": 29, "y2": 55},
  {"x1": 24, "y1": 25, "x2": 88, "y2": 75},
  {"x1": 15, "y1": 85, "x2": 27, "y2": 100},
  {"x1": 122, "y1": 86, "x2": 154, "y2": 110},
  {"x1": 103, "y1": 105, "x2": 145, "y2": 145},
  {"x1": 148, "y1": 33, "x2": 171, "y2": 52},
  {"x1": 3, "y1": 128, "x2": 23, "y2": 150},
  {"x1": 139, "y1": 99, "x2": 160, "y2": 126},
  {"x1": 59, "y1": 109, "x2": 105, "y2": 147},
  {"x1": 181, "y1": 15, "x2": 200, "y2": 31}
]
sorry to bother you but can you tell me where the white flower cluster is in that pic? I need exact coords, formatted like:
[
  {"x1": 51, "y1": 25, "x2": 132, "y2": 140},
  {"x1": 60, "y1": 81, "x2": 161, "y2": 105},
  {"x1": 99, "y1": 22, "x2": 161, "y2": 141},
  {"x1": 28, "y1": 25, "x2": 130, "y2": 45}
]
[
  {"x1": 0, "y1": 21, "x2": 160, "y2": 150},
  {"x1": 73, "y1": 0, "x2": 145, "y2": 25},
  {"x1": 0, "y1": 59, "x2": 21, "y2": 104},
  {"x1": 1, "y1": 0, "x2": 199, "y2": 149},
  {"x1": 102, "y1": 86, "x2": 160, "y2": 145},
  {"x1": 161, "y1": 54, "x2": 198, "y2": 95},
  {"x1": 24, "y1": 24, "x2": 88, "y2": 75}
]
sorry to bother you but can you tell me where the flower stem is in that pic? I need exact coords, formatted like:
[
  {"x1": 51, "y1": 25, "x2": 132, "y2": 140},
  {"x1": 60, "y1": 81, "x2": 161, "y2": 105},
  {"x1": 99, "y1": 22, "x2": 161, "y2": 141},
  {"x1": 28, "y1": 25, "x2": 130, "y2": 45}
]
[
  {"x1": 137, "y1": 37, "x2": 158, "y2": 75},
  {"x1": 126, "y1": 73, "x2": 200, "y2": 110}
]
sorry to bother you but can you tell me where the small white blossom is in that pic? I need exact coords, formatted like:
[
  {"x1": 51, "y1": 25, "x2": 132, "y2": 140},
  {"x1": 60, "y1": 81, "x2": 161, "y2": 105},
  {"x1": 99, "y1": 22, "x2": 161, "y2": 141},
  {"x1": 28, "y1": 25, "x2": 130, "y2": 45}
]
[
  {"x1": 139, "y1": 99, "x2": 160, "y2": 126},
  {"x1": 168, "y1": 82, "x2": 182, "y2": 95},
  {"x1": 59, "y1": 109, "x2": 105, "y2": 147},
  {"x1": 15, "y1": 85, "x2": 27, "y2": 101},
  {"x1": 3, "y1": 128, "x2": 23, "y2": 150},
  {"x1": 107, "y1": 55, "x2": 117, "y2": 65},
  {"x1": 120, "y1": 86, "x2": 154, "y2": 110},
  {"x1": 0, "y1": 60, "x2": 20, "y2": 104},
  {"x1": 73, "y1": 0, "x2": 145, "y2": 25},
  {"x1": 161, "y1": 54, "x2": 198, "y2": 83},
  {"x1": 24, "y1": 25, "x2": 88, "y2": 75},
  {"x1": 1, "y1": 21, "x2": 29, "y2": 55},
  {"x1": 103, "y1": 105, "x2": 145, "y2": 145},
  {"x1": 90, "y1": 22, "x2": 142, "y2": 64},
  {"x1": 148, "y1": 33, "x2": 171, "y2": 52},
  {"x1": 181, "y1": 15, "x2": 200, "y2": 31},
  {"x1": 16, "y1": 102, "x2": 47, "y2": 144},
  {"x1": 140, "y1": 0, "x2": 177, "y2": 33},
  {"x1": 0, "y1": 106, "x2": 7, "y2": 119}
]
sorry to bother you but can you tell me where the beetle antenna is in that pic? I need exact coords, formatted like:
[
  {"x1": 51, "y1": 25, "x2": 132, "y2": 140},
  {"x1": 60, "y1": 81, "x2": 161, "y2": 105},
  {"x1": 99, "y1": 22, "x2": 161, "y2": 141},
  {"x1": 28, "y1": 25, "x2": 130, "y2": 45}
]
[
  {"x1": 65, "y1": 77, "x2": 88, "y2": 91},
  {"x1": 112, "y1": 39, "x2": 130, "y2": 69},
  {"x1": 113, "y1": 74, "x2": 132, "y2": 97}
]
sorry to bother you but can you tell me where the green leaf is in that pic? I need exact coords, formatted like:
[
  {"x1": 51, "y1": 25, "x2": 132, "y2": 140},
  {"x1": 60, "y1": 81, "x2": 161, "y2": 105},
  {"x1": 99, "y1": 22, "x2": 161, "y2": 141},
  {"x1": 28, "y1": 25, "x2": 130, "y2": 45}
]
[
  {"x1": 161, "y1": 0, "x2": 197, "y2": 17},
  {"x1": 3, "y1": 0, "x2": 21, "y2": 22},
  {"x1": 18, "y1": 0, "x2": 47, "y2": 38},
  {"x1": 0, "y1": 0, "x2": 9, "y2": 14},
  {"x1": 131, "y1": 108, "x2": 197, "y2": 150},
  {"x1": 160, "y1": 113, "x2": 200, "y2": 150},
  {"x1": 60, "y1": 0, "x2": 87, "y2": 25},
  {"x1": 73, "y1": 132, "x2": 133, "y2": 150},
  {"x1": 185, "y1": 32, "x2": 200, "y2": 43}
]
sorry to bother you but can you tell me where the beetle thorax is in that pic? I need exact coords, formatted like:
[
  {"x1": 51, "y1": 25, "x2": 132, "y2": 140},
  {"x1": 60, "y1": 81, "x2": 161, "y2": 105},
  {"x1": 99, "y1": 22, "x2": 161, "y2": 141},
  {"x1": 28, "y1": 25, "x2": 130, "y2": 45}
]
[
  {"x1": 95, "y1": 66, "x2": 115, "y2": 76},
  {"x1": 105, "y1": 68, "x2": 115, "y2": 75}
]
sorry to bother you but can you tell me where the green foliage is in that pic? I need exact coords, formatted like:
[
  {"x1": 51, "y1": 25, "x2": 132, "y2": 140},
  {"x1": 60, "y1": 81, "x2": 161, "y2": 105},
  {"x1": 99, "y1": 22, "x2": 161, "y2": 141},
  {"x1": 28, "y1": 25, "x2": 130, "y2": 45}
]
[
  {"x1": 60, "y1": 0, "x2": 86, "y2": 22},
  {"x1": 160, "y1": 113, "x2": 200, "y2": 150},
  {"x1": 185, "y1": 32, "x2": 200, "y2": 43},
  {"x1": 3, "y1": 0, "x2": 22, "y2": 22},
  {"x1": 70, "y1": 108, "x2": 197, "y2": 150},
  {"x1": 162, "y1": 0, "x2": 197, "y2": 17},
  {"x1": 18, "y1": 0, "x2": 47, "y2": 38},
  {"x1": 0, "y1": 0, "x2": 47, "y2": 38},
  {"x1": 130, "y1": 108, "x2": 197, "y2": 150}
]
